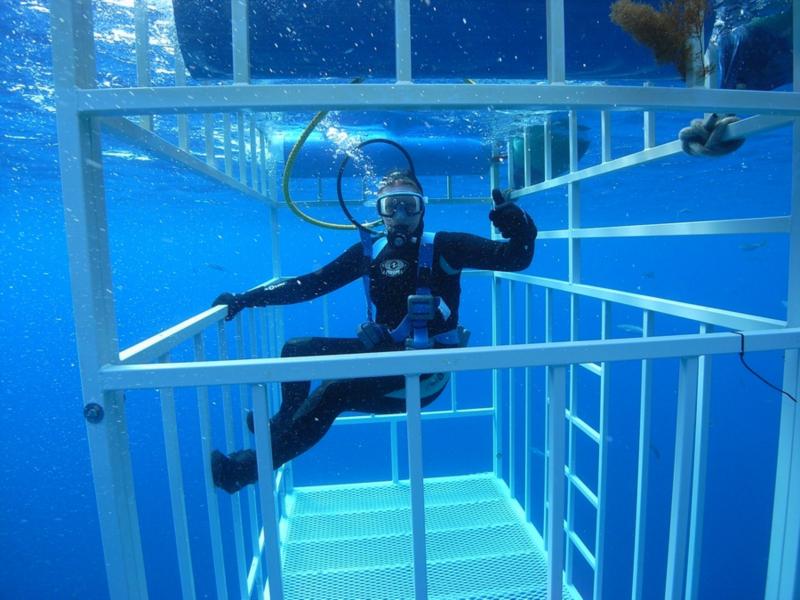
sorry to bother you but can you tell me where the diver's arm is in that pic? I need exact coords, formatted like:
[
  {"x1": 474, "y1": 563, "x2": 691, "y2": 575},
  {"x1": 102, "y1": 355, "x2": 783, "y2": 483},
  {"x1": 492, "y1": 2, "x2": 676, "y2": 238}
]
[
  {"x1": 439, "y1": 204, "x2": 537, "y2": 272},
  {"x1": 241, "y1": 243, "x2": 365, "y2": 305},
  {"x1": 213, "y1": 243, "x2": 366, "y2": 319}
]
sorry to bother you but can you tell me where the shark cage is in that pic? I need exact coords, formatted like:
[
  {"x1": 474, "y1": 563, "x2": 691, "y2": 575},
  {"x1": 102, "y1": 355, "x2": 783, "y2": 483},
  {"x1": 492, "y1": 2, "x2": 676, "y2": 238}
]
[{"x1": 50, "y1": 0, "x2": 800, "y2": 599}]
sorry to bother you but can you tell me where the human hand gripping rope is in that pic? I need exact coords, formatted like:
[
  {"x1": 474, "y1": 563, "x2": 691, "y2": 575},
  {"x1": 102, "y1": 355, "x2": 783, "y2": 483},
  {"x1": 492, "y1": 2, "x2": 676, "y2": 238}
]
[{"x1": 679, "y1": 113, "x2": 745, "y2": 157}]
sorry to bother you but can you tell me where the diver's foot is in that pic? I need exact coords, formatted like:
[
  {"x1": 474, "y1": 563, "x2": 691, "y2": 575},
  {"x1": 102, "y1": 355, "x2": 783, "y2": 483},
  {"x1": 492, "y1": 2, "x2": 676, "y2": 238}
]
[
  {"x1": 246, "y1": 410, "x2": 255, "y2": 434},
  {"x1": 211, "y1": 449, "x2": 258, "y2": 494}
]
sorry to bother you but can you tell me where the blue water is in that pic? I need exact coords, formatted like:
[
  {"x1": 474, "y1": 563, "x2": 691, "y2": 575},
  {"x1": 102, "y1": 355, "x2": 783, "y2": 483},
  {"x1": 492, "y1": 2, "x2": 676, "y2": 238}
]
[{"x1": 0, "y1": 0, "x2": 794, "y2": 598}]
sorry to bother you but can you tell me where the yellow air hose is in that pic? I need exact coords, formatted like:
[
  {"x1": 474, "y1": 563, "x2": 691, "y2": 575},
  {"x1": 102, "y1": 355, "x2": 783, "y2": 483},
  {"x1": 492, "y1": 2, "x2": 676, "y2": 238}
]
[
  {"x1": 280, "y1": 78, "x2": 477, "y2": 230},
  {"x1": 281, "y1": 79, "x2": 382, "y2": 231}
]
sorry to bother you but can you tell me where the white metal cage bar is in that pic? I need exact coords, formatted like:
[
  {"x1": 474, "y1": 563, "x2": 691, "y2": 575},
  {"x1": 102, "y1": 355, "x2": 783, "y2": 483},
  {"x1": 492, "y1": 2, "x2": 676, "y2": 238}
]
[
  {"x1": 631, "y1": 310, "x2": 655, "y2": 600},
  {"x1": 253, "y1": 384, "x2": 283, "y2": 599},
  {"x1": 158, "y1": 354, "x2": 197, "y2": 600},
  {"x1": 765, "y1": 2, "x2": 800, "y2": 591},
  {"x1": 50, "y1": 2, "x2": 149, "y2": 597},
  {"x1": 665, "y1": 357, "x2": 700, "y2": 599},
  {"x1": 193, "y1": 335, "x2": 229, "y2": 600},
  {"x1": 217, "y1": 322, "x2": 250, "y2": 599}
]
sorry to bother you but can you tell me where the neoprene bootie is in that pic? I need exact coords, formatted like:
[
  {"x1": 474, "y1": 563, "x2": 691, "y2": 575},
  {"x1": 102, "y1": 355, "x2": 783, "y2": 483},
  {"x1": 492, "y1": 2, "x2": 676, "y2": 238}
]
[{"x1": 211, "y1": 449, "x2": 258, "y2": 493}]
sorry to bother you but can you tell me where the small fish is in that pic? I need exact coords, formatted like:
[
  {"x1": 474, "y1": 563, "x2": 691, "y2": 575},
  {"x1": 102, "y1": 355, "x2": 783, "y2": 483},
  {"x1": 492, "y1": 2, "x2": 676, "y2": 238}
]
[
  {"x1": 782, "y1": 300, "x2": 788, "y2": 309},
  {"x1": 642, "y1": 271, "x2": 655, "y2": 279},
  {"x1": 617, "y1": 323, "x2": 644, "y2": 335},
  {"x1": 204, "y1": 262, "x2": 227, "y2": 272},
  {"x1": 739, "y1": 241, "x2": 767, "y2": 252},
  {"x1": 650, "y1": 443, "x2": 661, "y2": 460}
]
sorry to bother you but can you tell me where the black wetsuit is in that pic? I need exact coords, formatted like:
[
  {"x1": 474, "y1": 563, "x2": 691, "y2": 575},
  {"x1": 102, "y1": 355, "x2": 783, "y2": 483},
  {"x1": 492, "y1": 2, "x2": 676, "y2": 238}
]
[{"x1": 213, "y1": 218, "x2": 536, "y2": 492}]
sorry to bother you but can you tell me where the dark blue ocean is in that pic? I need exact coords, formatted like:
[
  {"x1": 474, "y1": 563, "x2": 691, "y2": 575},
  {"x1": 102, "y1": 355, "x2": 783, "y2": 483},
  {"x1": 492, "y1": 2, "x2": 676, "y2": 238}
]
[{"x1": 0, "y1": 0, "x2": 793, "y2": 598}]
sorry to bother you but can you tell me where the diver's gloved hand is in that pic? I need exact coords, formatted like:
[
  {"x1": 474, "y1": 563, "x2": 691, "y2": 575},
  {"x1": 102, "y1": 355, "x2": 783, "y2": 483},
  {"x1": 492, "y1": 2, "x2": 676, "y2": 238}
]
[
  {"x1": 357, "y1": 321, "x2": 392, "y2": 351},
  {"x1": 679, "y1": 113, "x2": 745, "y2": 157},
  {"x1": 489, "y1": 189, "x2": 536, "y2": 239},
  {"x1": 212, "y1": 292, "x2": 246, "y2": 321}
]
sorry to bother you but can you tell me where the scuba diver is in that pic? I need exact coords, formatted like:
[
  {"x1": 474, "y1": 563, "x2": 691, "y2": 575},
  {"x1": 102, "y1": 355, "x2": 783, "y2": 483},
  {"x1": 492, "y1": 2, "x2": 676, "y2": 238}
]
[{"x1": 210, "y1": 169, "x2": 537, "y2": 493}]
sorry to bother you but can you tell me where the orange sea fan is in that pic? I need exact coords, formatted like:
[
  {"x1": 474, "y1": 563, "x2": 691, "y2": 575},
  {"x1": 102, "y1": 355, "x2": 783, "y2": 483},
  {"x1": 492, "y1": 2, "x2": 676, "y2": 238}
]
[{"x1": 610, "y1": 0, "x2": 709, "y2": 80}]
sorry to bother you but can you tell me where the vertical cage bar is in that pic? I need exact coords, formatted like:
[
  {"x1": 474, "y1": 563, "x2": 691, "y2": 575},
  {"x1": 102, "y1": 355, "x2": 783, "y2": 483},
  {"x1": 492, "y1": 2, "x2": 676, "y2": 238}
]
[
  {"x1": 247, "y1": 309, "x2": 258, "y2": 359},
  {"x1": 445, "y1": 175, "x2": 452, "y2": 199},
  {"x1": 269, "y1": 162, "x2": 282, "y2": 277},
  {"x1": 665, "y1": 356, "x2": 699, "y2": 600},
  {"x1": 391, "y1": 421, "x2": 400, "y2": 483},
  {"x1": 235, "y1": 317, "x2": 265, "y2": 593},
  {"x1": 194, "y1": 335, "x2": 229, "y2": 600},
  {"x1": 524, "y1": 283, "x2": 532, "y2": 521},
  {"x1": 450, "y1": 370, "x2": 458, "y2": 411},
  {"x1": 134, "y1": 0, "x2": 152, "y2": 130},
  {"x1": 544, "y1": 116, "x2": 553, "y2": 181},
  {"x1": 405, "y1": 374, "x2": 429, "y2": 600},
  {"x1": 237, "y1": 112, "x2": 247, "y2": 185},
  {"x1": 568, "y1": 110, "x2": 578, "y2": 172},
  {"x1": 547, "y1": 365, "x2": 567, "y2": 600},
  {"x1": 594, "y1": 301, "x2": 612, "y2": 600},
  {"x1": 565, "y1": 294, "x2": 578, "y2": 583},
  {"x1": 506, "y1": 138, "x2": 517, "y2": 190},
  {"x1": 601, "y1": 111, "x2": 612, "y2": 163},
  {"x1": 568, "y1": 183, "x2": 581, "y2": 283},
  {"x1": 643, "y1": 83, "x2": 656, "y2": 149},
  {"x1": 158, "y1": 354, "x2": 197, "y2": 600},
  {"x1": 543, "y1": 288, "x2": 553, "y2": 540},
  {"x1": 631, "y1": 310, "x2": 654, "y2": 600},
  {"x1": 545, "y1": 0, "x2": 566, "y2": 83},
  {"x1": 217, "y1": 322, "x2": 249, "y2": 599},
  {"x1": 765, "y1": 346, "x2": 800, "y2": 598},
  {"x1": 51, "y1": 2, "x2": 148, "y2": 595},
  {"x1": 258, "y1": 307, "x2": 269, "y2": 359},
  {"x1": 252, "y1": 384, "x2": 284, "y2": 599},
  {"x1": 765, "y1": 16, "x2": 800, "y2": 591},
  {"x1": 223, "y1": 113, "x2": 233, "y2": 176},
  {"x1": 508, "y1": 280, "x2": 516, "y2": 498},
  {"x1": 231, "y1": 0, "x2": 250, "y2": 84},
  {"x1": 394, "y1": 0, "x2": 412, "y2": 82},
  {"x1": 250, "y1": 116, "x2": 258, "y2": 189},
  {"x1": 260, "y1": 129, "x2": 268, "y2": 195},
  {"x1": 491, "y1": 275, "x2": 503, "y2": 479},
  {"x1": 204, "y1": 114, "x2": 215, "y2": 167},
  {"x1": 686, "y1": 324, "x2": 713, "y2": 600},
  {"x1": 174, "y1": 49, "x2": 189, "y2": 150},
  {"x1": 489, "y1": 146, "x2": 500, "y2": 191},
  {"x1": 523, "y1": 125, "x2": 533, "y2": 187},
  {"x1": 322, "y1": 296, "x2": 331, "y2": 337}
]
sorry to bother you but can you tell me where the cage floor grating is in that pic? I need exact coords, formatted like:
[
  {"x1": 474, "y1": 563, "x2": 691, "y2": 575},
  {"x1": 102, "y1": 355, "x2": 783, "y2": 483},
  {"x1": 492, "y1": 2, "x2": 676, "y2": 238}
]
[{"x1": 279, "y1": 473, "x2": 577, "y2": 600}]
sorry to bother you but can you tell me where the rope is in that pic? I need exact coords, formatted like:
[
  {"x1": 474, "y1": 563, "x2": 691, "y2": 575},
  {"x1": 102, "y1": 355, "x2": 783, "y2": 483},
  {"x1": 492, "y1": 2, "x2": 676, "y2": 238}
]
[
  {"x1": 735, "y1": 332, "x2": 797, "y2": 403},
  {"x1": 281, "y1": 78, "x2": 381, "y2": 230}
]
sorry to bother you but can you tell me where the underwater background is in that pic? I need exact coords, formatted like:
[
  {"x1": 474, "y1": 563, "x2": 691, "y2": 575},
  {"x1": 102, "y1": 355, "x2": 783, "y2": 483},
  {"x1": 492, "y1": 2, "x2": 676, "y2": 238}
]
[{"x1": 0, "y1": 0, "x2": 794, "y2": 598}]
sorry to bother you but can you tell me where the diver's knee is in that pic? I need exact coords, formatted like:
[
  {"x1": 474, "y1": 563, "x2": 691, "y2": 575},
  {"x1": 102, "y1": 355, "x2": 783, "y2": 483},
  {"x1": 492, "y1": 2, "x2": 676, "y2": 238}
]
[
  {"x1": 281, "y1": 337, "x2": 315, "y2": 358},
  {"x1": 420, "y1": 372, "x2": 449, "y2": 407}
]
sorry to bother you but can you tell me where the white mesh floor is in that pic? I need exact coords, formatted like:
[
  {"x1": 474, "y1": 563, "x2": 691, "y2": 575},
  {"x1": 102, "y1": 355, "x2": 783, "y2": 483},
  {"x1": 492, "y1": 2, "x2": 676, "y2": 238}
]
[{"x1": 279, "y1": 473, "x2": 578, "y2": 600}]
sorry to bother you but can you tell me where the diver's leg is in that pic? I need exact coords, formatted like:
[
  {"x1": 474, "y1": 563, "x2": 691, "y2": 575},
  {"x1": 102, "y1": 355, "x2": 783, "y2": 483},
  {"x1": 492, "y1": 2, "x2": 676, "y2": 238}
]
[
  {"x1": 248, "y1": 336, "x2": 367, "y2": 433},
  {"x1": 214, "y1": 337, "x2": 368, "y2": 493},
  {"x1": 342, "y1": 371, "x2": 452, "y2": 414},
  {"x1": 211, "y1": 449, "x2": 257, "y2": 494},
  {"x1": 271, "y1": 371, "x2": 451, "y2": 466},
  {"x1": 213, "y1": 371, "x2": 451, "y2": 491}
]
